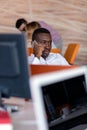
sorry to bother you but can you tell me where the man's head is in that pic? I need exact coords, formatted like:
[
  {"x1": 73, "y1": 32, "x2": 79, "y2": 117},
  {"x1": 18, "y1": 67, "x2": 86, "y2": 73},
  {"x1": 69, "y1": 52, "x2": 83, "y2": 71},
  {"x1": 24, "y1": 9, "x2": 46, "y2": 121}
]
[
  {"x1": 25, "y1": 21, "x2": 41, "y2": 40},
  {"x1": 15, "y1": 18, "x2": 27, "y2": 31},
  {"x1": 32, "y1": 28, "x2": 52, "y2": 59}
]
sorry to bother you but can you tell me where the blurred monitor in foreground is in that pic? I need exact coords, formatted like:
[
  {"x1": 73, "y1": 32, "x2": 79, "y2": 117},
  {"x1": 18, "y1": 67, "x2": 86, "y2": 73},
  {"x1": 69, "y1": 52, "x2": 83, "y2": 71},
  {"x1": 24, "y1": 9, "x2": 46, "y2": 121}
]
[{"x1": 0, "y1": 33, "x2": 31, "y2": 103}]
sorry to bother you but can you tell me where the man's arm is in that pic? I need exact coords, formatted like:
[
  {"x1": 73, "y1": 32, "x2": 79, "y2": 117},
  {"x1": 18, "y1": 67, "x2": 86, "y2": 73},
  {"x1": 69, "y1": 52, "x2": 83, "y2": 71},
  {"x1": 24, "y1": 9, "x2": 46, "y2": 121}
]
[{"x1": 32, "y1": 40, "x2": 44, "y2": 59}]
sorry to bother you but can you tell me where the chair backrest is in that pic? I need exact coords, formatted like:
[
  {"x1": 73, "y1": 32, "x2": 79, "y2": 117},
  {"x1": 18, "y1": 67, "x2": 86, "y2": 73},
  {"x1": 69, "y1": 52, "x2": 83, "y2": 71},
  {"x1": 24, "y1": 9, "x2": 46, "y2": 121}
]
[
  {"x1": 50, "y1": 48, "x2": 61, "y2": 53},
  {"x1": 27, "y1": 47, "x2": 33, "y2": 56},
  {"x1": 27, "y1": 48, "x2": 60, "y2": 56},
  {"x1": 64, "y1": 43, "x2": 80, "y2": 65}
]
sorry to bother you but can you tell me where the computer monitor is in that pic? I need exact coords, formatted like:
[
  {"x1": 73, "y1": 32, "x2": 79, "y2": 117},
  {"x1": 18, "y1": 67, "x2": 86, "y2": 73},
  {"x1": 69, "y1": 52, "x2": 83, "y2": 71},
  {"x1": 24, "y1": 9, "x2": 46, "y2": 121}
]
[
  {"x1": 0, "y1": 33, "x2": 31, "y2": 102},
  {"x1": 30, "y1": 66, "x2": 87, "y2": 130}
]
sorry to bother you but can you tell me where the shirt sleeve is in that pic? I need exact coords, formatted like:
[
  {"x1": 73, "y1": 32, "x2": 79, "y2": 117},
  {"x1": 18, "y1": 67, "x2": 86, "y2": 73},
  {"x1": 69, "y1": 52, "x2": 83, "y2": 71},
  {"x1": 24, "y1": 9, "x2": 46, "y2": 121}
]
[
  {"x1": 58, "y1": 54, "x2": 70, "y2": 65},
  {"x1": 31, "y1": 57, "x2": 42, "y2": 64},
  {"x1": 28, "y1": 54, "x2": 47, "y2": 64},
  {"x1": 46, "y1": 53, "x2": 70, "y2": 65}
]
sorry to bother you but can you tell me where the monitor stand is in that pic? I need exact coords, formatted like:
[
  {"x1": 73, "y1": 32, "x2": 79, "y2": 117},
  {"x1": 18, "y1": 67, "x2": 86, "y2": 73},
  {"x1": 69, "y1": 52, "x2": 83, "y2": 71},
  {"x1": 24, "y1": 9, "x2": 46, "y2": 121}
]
[
  {"x1": 0, "y1": 91, "x2": 18, "y2": 113},
  {"x1": 3, "y1": 104, "x2": 19, "y2": 113}
]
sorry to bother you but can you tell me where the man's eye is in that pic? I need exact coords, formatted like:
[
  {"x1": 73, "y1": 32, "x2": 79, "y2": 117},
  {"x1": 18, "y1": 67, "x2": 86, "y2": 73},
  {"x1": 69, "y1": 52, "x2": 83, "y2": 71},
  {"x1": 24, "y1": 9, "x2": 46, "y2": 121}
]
[{"x1": 43, "y1": 41, "x2": 46, "y2": 44}]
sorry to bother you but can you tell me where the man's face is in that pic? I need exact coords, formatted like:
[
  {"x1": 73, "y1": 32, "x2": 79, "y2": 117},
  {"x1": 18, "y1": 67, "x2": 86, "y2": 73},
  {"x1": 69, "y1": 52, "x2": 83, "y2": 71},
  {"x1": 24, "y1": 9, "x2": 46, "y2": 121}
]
[{"x1": 36, "y1": 33, "x2": 52, "y2": 59}]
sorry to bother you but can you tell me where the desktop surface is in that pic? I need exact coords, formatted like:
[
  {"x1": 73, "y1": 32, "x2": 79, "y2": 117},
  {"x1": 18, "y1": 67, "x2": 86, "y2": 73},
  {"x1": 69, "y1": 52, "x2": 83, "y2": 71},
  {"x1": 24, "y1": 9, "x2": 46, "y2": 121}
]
[{"x1": 3, "y1": 97, "x2": 38, "y2": 130}]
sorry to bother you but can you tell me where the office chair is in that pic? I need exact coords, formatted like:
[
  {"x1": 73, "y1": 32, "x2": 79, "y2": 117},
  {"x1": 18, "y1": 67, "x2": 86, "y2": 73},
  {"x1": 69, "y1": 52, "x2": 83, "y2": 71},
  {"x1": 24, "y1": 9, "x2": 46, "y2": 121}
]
[
  {"x1": 50, "y1": 48, "x2": 61, "y2": 53},
  {"x1": 27, "y1": 48, "x2": 33, "y2": 56},
  {"x1": 64, "y1": 43, "x2": 80, "y2": 65}
]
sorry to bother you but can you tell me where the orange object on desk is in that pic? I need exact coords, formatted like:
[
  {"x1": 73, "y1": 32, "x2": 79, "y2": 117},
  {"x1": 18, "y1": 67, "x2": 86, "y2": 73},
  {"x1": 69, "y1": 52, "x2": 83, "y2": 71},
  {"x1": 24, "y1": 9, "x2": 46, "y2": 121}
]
[{"x1": 29, "y1": 64, "x2": 78, "y2": 76}]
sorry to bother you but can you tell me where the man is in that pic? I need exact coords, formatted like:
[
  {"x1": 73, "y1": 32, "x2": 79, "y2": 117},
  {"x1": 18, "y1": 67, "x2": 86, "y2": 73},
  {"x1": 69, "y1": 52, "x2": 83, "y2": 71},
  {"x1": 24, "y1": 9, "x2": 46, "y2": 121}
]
[
  {"x1": 15, "y1": 19, "x2": 62, "y2": 50},
  {"x1": 28, "y1": 28, "x2": 69, "y2": 65}
]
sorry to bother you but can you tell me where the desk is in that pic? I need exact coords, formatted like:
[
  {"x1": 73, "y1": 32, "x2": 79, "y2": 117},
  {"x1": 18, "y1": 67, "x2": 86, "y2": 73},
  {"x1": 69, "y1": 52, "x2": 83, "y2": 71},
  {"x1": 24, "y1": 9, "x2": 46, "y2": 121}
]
[
  {"x1": 3, "y1": 98, "x2": 87, "y2": 130},
  {"x1": 3, "y1": 97, "x2": 38, "y2": 130},
  {"x1": 30, "y1": 65, "x2": 78, "y2": 76}
]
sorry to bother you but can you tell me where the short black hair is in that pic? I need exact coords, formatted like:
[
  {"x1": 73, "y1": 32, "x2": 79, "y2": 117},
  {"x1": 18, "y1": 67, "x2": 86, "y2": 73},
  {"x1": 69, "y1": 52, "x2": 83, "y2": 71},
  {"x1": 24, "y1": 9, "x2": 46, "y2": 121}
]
[
  {"x1": 26, "y1": 21, "x2": 41, "y2": 29},
  {"x1": 15, "y1": 18, "x2": 27, "y2": 28},
  {"x1": 32, "y1": 27, "x2": 51, "y2": 41}
]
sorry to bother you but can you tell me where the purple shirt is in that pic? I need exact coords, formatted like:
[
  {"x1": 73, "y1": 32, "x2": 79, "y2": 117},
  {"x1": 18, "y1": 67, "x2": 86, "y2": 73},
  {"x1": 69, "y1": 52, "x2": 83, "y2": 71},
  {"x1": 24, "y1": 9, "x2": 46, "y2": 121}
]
[{"x1": 39, "y1": 21, "x2": 62, "y2": 51}]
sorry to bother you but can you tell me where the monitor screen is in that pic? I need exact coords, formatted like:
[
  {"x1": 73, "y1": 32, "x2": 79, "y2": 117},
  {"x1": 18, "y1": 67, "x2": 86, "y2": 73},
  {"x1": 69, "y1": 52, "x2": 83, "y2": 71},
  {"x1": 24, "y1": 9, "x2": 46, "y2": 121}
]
[
  {"x1": 42, "y1": 82, "x2": 68, "y2": 110},
  {"x1": 0, "y1": 33, "x2": 31, "y2": 99},
  {"x1": 41, "y1": 74, "x2": 87, "y2": 130},
  {"x1": 65, "y1": 75, "x2": 87, "y2": 106},
  {"x1": 41, "y1": 74, "x2": 87, "y2": 120}
]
